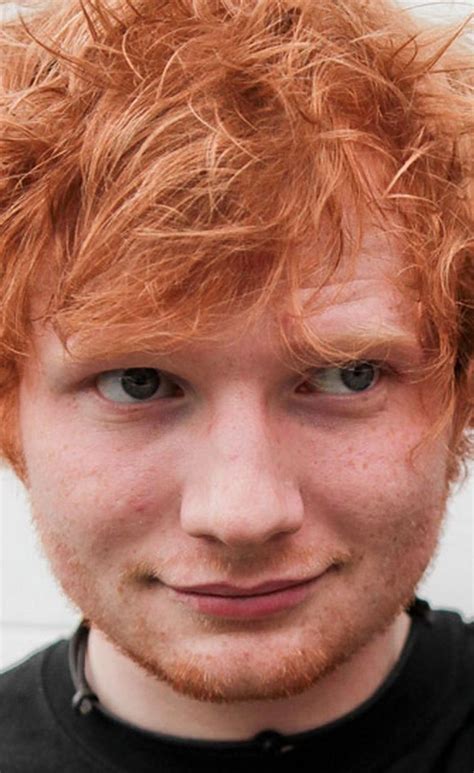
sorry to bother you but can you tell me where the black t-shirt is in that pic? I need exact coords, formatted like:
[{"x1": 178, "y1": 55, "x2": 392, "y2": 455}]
[{"x1": 1, "y1": 599, "x2": 473, "y2": 772}]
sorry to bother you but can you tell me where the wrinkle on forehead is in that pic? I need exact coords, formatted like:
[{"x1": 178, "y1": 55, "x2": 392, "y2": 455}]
[
  {"x1": 30, "y1": 217, "x2": 418, "y2": 365},
  {"x1": 291, "y1": 219, "x2": 416, "y2": 308}
]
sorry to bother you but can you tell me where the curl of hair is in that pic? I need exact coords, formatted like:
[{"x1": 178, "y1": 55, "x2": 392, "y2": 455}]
[{"x1": 0, "y1": 0, "x2": 472, "y2": 482}]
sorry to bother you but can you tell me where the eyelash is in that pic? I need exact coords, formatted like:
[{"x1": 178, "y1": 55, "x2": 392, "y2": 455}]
[
  {"x1": 298, "y1": 361, "x2": 392, "y2": 394},
  {"x1": 88, "y1": 359, "x2": 393, "y2": 410}
]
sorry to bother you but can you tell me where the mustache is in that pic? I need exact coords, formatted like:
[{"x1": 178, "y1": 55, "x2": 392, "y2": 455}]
[{"x1": 120, "y1": 544, "x2": 353, "y2": 588}]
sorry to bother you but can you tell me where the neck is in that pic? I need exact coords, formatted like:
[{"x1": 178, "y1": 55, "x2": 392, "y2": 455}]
[{"x1": 84, "y1": 612, "x2": 411, "y2": 741}]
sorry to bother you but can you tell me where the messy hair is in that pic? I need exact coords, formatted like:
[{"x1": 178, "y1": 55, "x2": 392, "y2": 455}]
[{"x1": 0, "y1": 0, "x2": 472, "y2": 480}]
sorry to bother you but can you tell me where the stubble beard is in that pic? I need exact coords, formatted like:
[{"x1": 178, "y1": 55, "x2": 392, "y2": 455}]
[
  {"x1": 31, "y1": 497, "x2": 447, "y2": 705},
  {"x1": 68, "y1": 558, "x2": 424, "y2": 704}
]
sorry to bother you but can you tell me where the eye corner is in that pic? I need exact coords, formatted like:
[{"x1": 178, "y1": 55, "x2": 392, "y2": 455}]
[
  {"x1": 296, "y1": 360, "x2": 384, "y2": 397},
  {"x1": 95, "y1": 367, "x2": 175, "y2": 404}
]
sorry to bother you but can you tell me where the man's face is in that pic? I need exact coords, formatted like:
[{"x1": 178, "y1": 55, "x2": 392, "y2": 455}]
[{"x1": 19, "y1": 227, "x2": 451, "y2": 702}]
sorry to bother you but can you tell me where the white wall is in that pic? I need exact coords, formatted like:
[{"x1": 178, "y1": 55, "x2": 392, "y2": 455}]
[
  {"x1": 1, "y1": 1, "x2": 473, "y2": 670},
  {"x1": 0, "y1": 470, "x2": 79, "y2": 669}
]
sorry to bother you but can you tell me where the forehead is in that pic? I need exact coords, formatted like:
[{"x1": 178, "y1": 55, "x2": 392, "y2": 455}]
[{"x1": 31, "y1": 223, "x2": 421, "y2": 369}]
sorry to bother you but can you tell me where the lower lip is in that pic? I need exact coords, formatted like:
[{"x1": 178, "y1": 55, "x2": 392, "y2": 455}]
[{"x1": 169, "y1": 575, "x2": 325, "y2": 620}]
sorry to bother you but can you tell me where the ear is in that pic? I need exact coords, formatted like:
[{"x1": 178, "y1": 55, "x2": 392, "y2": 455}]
[{"x1": 0, "y1": 383, "x2": 29, "y2": 486}]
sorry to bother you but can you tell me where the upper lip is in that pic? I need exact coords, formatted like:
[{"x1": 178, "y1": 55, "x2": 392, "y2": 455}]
[{"x1": 168, "y1": 575, "x2": 323, "y2": 597}]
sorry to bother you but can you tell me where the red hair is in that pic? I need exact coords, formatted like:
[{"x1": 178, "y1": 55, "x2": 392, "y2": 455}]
[{"x1": 0, "y1": 0, "x2": 472, "y2": 479}]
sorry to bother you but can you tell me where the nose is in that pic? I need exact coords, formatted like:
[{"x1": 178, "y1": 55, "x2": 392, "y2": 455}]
[{"x1": 179, "y1": 398, "x2": 304, "y2": 547}]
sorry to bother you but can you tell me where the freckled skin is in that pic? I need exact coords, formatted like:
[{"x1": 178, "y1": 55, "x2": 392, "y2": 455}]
[{"x1": 18, "y1": 232, "x2": 452, "y2": 737}]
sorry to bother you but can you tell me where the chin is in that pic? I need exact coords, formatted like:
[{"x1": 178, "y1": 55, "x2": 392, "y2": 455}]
[
  {"x1": 100, "y1": 591, "x2": 410, "y2": 704},
  {"x1": 120, "y1": 638, "x2": 337, "y2": 703}
]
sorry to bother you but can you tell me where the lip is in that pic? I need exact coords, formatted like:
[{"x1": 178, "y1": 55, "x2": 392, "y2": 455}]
[
  {"x1": 167, "y1": 572, "x2": 328, "y2": 620},
  {"x1": 170, "y1": 577, "x2": 319, "y2": 596}
]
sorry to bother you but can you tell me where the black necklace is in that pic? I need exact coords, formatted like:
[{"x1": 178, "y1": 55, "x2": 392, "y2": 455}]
[{"x1": 68, "y1": 621, "x2": 99, "y2": 716}]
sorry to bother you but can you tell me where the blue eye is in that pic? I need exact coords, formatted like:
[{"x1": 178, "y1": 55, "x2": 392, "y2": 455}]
[
  {"x1": 96, "y1": 368, "x2": 177, "y2": 403},
  {"x1": 307, "y1": 362, "x2": 380, "y2": 395}
]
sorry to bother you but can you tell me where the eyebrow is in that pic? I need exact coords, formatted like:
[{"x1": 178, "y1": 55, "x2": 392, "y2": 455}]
[
  {"x1": 51, "y1": 324, "x2": 424, "y2": 379},
  {"x1": 282, "y1": 326, "x2": 423, "y2": 368}
]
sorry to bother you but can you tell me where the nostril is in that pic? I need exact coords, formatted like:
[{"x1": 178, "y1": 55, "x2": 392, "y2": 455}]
[{"x1": 180, "y1": 470, "x2": 304, "y2": 546}]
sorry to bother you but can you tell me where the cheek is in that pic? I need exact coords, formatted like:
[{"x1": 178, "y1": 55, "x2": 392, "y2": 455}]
[
  {"x1": 20, "y1": 403, "x2": 180, "y2": 562},
  {"x1": 300, "y1": 415, "x2": 449, "y2": 551}
]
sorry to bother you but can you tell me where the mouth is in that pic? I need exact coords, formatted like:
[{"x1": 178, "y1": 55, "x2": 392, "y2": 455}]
[
  {"x1": 170, "y1": 576, "x2": 319, "y2": 597},
  {"x1": 166, "y1": 572, "x2": 330, "y2": 620}
]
